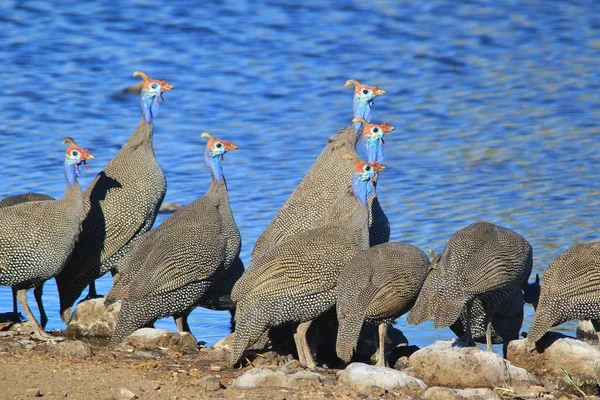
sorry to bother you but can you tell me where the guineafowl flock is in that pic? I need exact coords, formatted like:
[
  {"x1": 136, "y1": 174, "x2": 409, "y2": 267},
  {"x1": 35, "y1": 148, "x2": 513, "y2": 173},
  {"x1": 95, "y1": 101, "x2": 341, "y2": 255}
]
[{"x1": 1, "y1": 71, "x2": 599, "y2": 370}]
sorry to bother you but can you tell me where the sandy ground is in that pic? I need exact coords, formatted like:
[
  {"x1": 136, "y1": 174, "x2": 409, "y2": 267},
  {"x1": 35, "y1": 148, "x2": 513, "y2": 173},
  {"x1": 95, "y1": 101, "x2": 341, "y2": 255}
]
[{"x1": 0, "y1": 326, "x2": 400, "y2": 400}]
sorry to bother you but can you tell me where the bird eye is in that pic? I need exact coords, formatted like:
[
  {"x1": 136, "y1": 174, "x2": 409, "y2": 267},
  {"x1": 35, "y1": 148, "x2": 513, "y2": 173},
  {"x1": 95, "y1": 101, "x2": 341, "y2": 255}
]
[
  {"x1": 365, "y1": 165, "x2": 371, "y2": 171},
  {"x1": 150, "y1": 83, "x2": 158, "y2": 89},
  {"x1": 216, "y1": 143, "x2": 222, "y2": 148},
  {"x1": 72, "y1": 150, "x2": 79, "y2": 157},
  {"x1": 362, "y1": 89, "x2": 369, "y2": 95},
  {"x1": 372, "y1": 127, "x2": 379, "y2": 133}
]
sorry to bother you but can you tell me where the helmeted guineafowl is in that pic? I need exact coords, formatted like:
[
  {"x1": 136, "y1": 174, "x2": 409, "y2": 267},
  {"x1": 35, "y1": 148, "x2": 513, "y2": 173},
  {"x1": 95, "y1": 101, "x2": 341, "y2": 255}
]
[
  {"x1": 526, "y1": 242, "x2": 600, "y2": 349},
  {"x1": 449, "y1": 274, "x2": 540, "y2": 347},
  {"x1": 230, "y1": 154, "x2": 384, "y2": 369},
  {"x1": 54, "y1": 71, "x2": 172, "y2": 323},
  {"x1": 407, "y1": 221, "x2": 533, "y2": 352},
  {"x1": 336, "y1": 241, "x2": 429, "y2": 367},
  {"x1": 0, "y1": 193, "x2": 55, "y2": 327},
  {"x1": 251, "y1": 80, "x2": 387, "y2": 261},
  {"x1": 109, "y1": 133, "x2": 242, "y2": 343},
  {"x1": 0, "y1": 138, "x2": 93, "y2": 339}
]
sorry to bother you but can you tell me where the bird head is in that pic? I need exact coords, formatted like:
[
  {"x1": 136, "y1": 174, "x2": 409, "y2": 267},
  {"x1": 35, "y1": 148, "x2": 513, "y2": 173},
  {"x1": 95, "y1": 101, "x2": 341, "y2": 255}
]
[
  {"x1": 352, "y1": 117, "x2": 394, "y2": 162},
  {"x1": 63, "y1": 137, "x2": 94, "y2": 177},
  {"x1": 201, "y1": 132, "x2": 239, "y2": 161},
  {"x1": 345, "y1": 79, "x2": 386, "y2": 105},
  {"x1": 133, "y1": 71, "x2": 174, "y2": 123},
  {"x1": 201, "y1": 133, "x2": 239, "y2": 183},
  {"x1": 343, "y1": 154, "x2": 385, "y2": 205},
  {"x1": 345, "y1": 79, "x2": 386, "y2": 131}
]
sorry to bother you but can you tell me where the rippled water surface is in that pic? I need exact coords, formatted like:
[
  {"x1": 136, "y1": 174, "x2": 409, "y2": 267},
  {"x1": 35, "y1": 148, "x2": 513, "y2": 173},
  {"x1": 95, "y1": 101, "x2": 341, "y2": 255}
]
[{"x1": 1, "y1": 0, "x2": 600, "y2": 350}]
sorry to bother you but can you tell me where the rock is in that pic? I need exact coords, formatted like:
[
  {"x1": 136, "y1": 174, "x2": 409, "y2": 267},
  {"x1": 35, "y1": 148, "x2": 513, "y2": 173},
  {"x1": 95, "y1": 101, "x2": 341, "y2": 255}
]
[
  {"x1": 195, "y1": 375, "x2": 222, "y2": 391},
  {"x1": 67, "y1": 298, "x2": 120, "y2": 337},
  {"x1": 576, "y1": 320, "x2": 599, "y2": 343},
  {"x1": 211, "y1": 333, "x2": 234, "y2": 351},
  {"x1": 49, "y1": 340, "x2": 93, "y2": 358},
  {"x1": 337, "y1": 362, "x2": 427, "y2": 393},
  {"x1": 289, "y1": 370, "x2": 324, "y2": 384},
  {"x1": 507, "y1": 334, "x2": 600, "y2": 394},
  {"x1": 122, "y1": 328, "x2": 197, "y2": 352},
  {"x1": 232, "y1": 368, "x2": 296, "y2": 390},
  {"x1": 423, "y1": 387, "x2": 499, "y2": 399},
  {"x1": 118, "y1": 387, "x2": 137, "y2": 399},
  {"x1": 409, "y1": 340, "x2": 538, "y2": 389}
]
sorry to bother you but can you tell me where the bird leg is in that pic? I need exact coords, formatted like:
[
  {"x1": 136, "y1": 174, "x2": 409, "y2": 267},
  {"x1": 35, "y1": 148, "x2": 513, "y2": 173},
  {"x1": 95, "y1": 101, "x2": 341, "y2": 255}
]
[
  {"x1": 294, "y1": 321, "x2": 316, "y2": 370},
  {"x1": 174, "y1": 309, "x2": 192, "y2": 333},
  {"x1": 483, "y1": 301, "x2": 497, "y2": 352},
  {"x1": 460, "y1": 299, "x2": 475, "y2": 346},
  {"x1": 16, "y1": 289, "x2": 52, "y2": 340},
  {"x1": 33, "y1": 285, "x2": 47, "y2": 329},
  {"x1": 10, "y1": 287, "x2": 21, "y2": 322},
  {"x1": 375, "y1": 323, "x2": 388, "y2": 367},
  {"x1": 84, "y1": 282, "x2": 98, "y2": 300}
]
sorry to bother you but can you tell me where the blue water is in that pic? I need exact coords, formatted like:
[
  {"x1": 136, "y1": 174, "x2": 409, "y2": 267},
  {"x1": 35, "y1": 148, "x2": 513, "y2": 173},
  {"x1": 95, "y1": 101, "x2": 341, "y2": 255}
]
[{"x1": 1, "y1": 1, "x2": 600, "y2": 351}]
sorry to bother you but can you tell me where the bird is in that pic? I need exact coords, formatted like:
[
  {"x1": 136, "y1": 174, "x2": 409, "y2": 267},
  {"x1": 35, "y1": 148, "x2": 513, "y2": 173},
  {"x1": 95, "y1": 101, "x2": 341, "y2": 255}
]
[
  {"x1": 251, "y1": 79, "x2": 387, "y2": 262},
  {"x1": 109, "y1": 133, "x2": 241, "y2": 343},
  {"x1": 230, "y1": 154, "x2": 384, "y2": 369},
  {"x1": 0, "y1": 193, "x2": 55, "y2": 327},
  {"x1": 53, "y1": 71, "x2": 172, "y2": 323},
  {"x1": 336, "y1": 241, "x2": 430, "y2": 367},
  {"x1": 526, "y1": 242, "x2": 600, "y2": 350},
  {"x1": 0, "y1": 138, "x2": 93, "y2": 339},
  {"x1": 407, "y1": 221, "x2": 533, "y2": 353}
]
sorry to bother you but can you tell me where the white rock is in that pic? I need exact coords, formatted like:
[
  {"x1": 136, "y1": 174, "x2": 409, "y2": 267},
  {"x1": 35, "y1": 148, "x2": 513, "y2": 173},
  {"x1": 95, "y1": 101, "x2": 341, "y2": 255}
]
[
  {"x1": 337, "y1": 362, "x2": 427, "y2": 393},
  {"x1": 123, "y1": 328, "x2": 197, "y2": 351},
  {"x1": 67, "y1": 298, "x2": 120, "y2": 337},
  {"x1": 409, "y1": 340, "x2": 538, "y2": 389},
  {"x1": 423, "y1": 386, "x2": 499, "y2": 399},
  {"x1": 507, "y1": 334, "x2": 600, "y2": 391},
  {"x1": 232, "y1": 368, "x2": 296, "y2": 389}
]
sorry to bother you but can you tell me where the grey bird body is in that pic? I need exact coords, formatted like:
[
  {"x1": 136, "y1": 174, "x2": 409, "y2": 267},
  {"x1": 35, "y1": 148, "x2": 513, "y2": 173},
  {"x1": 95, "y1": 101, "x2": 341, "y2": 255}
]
[
  {"x1": 0, "y1": 193, "x2": 55, "y2": 327},
  {"x1": 231, "y1": 185, "x2": 371, "y2": 368},
  {"x1": 252, "y1": 125, "x2": 389, "y2": 261},
  {"x1": 0, "y1": 141, "x2": 90, "y2": 339},
  {"x1": 109, "y1": 135, "x2": 241, "y2": 343},
  {"x1": 336, "y1": 242, "x2": 430, "y2": 366},
  {"x1": 408, "y1": 221, "x2": 533, "y2": 352},
  {"x1": 54, "y1": 120, "x2": 166, "y2": 322},
  {"x1": 527, "y1": 242, "x2": 600, "y2": 347}
]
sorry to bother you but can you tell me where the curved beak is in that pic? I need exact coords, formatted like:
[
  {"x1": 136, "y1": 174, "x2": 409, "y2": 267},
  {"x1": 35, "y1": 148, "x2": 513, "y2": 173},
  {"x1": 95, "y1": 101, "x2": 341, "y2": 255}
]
[
  {"x1": 226, "y1": 142, "x2": 239, "y2": 151},
  {"x1": 375, "y1": 88, "x2": 386, "y2": 96}
]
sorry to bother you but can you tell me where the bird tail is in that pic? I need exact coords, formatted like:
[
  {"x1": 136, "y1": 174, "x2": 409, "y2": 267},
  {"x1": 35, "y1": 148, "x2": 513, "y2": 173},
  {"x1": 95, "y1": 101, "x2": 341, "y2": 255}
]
[
  {"x1": 229, "y1": 301, "x2": 272, "y2": 367},
  {"x1": 432, "y1": 292, "x2": 470, "y2": 328},
  {"x1": 407, "y1": 272, "x2": 438, "y2": 325},
  {"x1": 335, "y1": 312, "x2": 365, "y2": 363},
  {"x1": 525, "y1": 298, "x2": 563, "y2": 346}
]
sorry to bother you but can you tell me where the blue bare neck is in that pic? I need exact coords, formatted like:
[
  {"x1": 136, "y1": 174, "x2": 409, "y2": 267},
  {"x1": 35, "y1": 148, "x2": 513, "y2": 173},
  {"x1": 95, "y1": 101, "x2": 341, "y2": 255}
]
[
  {"x1": 352, "y1": 174, "x2": 374, "y2": 206},
  {"x1": 205, "y1": 150, "x2": 224, "y2": 184},
  {"x1": 64, "y1": 160, "x2": 79, "y2": 187},
  {"x1": 353, "y1": 96, "x2": 373, "y2": 132},
  {"x1": 141, "y1": 90, "x2": 160, "y2": 124},
  {"x1": 365, "y1": 138, "x2": 384, "y2": 163}
]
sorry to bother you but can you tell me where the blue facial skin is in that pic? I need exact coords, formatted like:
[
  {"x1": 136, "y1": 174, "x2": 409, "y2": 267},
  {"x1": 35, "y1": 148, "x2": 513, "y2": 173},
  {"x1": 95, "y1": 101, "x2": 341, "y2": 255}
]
[
  {"x1": 353, "y1": 88, "x2": 376, "y2": 132},
  {"x1": 365, "y1": 135, "x2": 385, "y2": 163},
  {"x1": 352, "y1": 164, "x2": 377, "y2": 206},
  {"x1": 140, "y1": 82, "x2": 164, "y2": 124},
  {"x1": 205, "y1": 141, "x2": 228, "y2": 184},
  {"x1": 64, "y1": 151, "x2": 83, "y2": 187}
]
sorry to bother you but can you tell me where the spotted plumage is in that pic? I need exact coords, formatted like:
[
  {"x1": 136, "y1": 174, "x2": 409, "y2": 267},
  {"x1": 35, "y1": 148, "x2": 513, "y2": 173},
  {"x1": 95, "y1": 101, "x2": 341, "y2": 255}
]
[
  {"x1": 0, "y1": 139, "x2": 93, "y2": 338},
  {"x1": 231, "y1": 155, "x2": 384, "y2": 369},
  {"x1": 109, "y1": 133, "x2": 242, "y2": 343},
  {"x1": 336, "y1": 242, "x2": 429, "y2": 367},
  {"x1": 527, "y1": 242, "x2": 600, "y2": 348},
  {"x1": 0, "y1": 193, "x2": 55, "y2": 327},
  {"x1": 407, "y1": 221, "x2": 533, "y2": 352},
  {"x1": 54, "y1": 71, "x2": 172, "y2": 323},
  {"x1": 251, "y1": 80, "x2": 388, "y2": 262}
]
